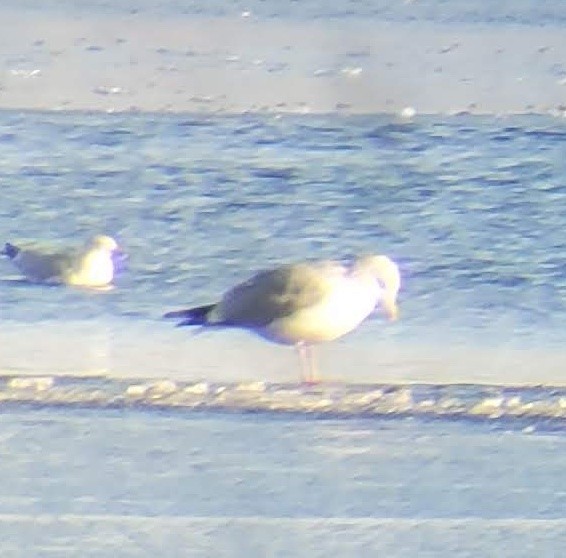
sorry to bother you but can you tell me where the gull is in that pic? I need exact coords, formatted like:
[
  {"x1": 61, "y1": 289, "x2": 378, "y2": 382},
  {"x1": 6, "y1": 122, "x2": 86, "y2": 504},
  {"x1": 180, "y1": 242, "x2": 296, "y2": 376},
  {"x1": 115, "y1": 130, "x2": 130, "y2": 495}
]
[
  {"x1": 1, "y1": 234, "x2": 123, "y2": 288},
  {"x1": 164, "y1": 254, "x2": 400, "y2": 383}
]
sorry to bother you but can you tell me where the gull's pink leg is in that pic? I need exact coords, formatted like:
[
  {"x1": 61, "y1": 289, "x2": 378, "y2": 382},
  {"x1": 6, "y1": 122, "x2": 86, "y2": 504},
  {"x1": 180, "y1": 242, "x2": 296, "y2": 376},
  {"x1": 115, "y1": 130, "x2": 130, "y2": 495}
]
[
  {"x1": 295, "y1": 344, "x2": 319, "y2": 385},
  {"x1": 296, "y1": 343, "x2": 320, "y2": 385},
  {"x1": 305, "y1": 345, "x2": 319, "y2": 384},
  {"x1": 296, "y1": 342, "x2": 309, "y2": 384}
]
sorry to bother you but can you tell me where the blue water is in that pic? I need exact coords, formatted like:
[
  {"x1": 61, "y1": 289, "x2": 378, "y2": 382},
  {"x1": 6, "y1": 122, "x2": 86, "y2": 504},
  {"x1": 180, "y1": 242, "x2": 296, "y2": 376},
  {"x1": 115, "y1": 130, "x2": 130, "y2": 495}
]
[
  {"x1": 1, "y1": 111, "x2": 565, "y2": 334},
  {"x1": 1, "y1": 109, "x2": 566, "y2": 556},
  {"x1": 10, "y1": 0, "x2": 566, "y2": 26},
  {"x1": 1, "y1": 109, "x2": 565, "y2": 416}
]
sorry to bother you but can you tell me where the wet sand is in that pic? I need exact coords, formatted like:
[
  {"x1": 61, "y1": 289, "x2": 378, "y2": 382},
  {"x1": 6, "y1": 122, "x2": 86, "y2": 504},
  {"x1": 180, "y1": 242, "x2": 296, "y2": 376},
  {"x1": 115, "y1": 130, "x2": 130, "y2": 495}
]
[
  {"x1": 2, "y1": 321, "x2": 566, "y2": 387},
  {"x1": 1, "y1": 11, "x2": 566, "y2": 115},
  {"x1": 1, "y1": 409, "x2": 565, "y2": 557}
]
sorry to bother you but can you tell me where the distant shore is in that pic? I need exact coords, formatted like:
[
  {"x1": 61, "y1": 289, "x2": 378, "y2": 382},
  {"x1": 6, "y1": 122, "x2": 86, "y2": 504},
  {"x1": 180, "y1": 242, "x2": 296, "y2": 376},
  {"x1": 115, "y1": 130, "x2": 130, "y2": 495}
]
[{"x1": 1, "y1": 11, "x2": 566, "y2": 115}]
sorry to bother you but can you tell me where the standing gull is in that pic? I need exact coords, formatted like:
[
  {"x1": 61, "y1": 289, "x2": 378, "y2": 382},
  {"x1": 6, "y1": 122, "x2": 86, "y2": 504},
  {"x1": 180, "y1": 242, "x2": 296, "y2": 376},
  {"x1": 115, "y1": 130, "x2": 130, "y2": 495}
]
[
  {"x1": 1, "y1": 234, "x2": 123, "y2": 288},
  {"x1": 164, "y1": 255, "x2": 400, "y2": 383}
]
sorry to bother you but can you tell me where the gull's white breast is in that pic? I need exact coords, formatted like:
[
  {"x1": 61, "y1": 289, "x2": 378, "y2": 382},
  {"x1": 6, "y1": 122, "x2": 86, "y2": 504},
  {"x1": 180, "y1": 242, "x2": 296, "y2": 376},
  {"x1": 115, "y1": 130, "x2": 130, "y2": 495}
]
[
  {"x1": 67, "y1": 249, "x2": 114, "y2": 287},
  {"x1": 262, "y1": 273, "x2": 381, "y2": 344}
]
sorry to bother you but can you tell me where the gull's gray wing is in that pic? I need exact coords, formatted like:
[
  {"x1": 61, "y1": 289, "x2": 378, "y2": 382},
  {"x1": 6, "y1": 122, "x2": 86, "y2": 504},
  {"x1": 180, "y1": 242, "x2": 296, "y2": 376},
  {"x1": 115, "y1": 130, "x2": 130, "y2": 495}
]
[
  {"x1": 214, "y1": 261, "x2": 342, "y2": 327},
  {"x1": 12, "y1": 247, "x2": 76, "y2": 283}
]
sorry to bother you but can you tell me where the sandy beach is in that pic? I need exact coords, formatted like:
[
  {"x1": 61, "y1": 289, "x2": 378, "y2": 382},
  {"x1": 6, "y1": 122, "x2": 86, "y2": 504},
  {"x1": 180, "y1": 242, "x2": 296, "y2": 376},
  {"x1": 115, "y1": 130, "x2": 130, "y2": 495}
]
[{"x1": 1, "y1": 9, "x2": 566, "y2": 115}]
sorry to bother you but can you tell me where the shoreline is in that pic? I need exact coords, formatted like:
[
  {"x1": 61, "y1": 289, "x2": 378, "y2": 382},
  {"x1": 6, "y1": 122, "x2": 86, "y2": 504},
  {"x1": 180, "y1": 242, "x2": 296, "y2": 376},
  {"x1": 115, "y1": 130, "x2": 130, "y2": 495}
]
[
  {"x1": 1, "y1": 13, "x2": 565, "y2": 116},
  {"x1": 2, "y1": 320, "x2": 566, "y2": 386}
]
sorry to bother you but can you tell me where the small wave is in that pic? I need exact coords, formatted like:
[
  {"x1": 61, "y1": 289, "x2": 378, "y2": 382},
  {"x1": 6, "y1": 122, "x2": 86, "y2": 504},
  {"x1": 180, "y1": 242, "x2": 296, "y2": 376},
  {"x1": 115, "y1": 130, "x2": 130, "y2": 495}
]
[
  {"x1": 250, "y1": 166, "x2": 298, "y2": 179},
  {"x1": 0, "y1": 375, "x2": 565, "y2": 423}
]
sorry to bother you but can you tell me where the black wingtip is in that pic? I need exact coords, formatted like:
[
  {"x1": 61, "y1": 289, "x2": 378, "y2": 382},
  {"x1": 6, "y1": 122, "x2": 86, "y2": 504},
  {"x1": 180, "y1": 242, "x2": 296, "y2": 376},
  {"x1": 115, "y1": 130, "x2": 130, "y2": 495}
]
[
  {"x1": 163, "y1": 304, "x2": 215, "y2": 326},
  {"x1": 1, "y1": 242, "x2": 20, "y2": 259},
  {"x1": 163, "y1": 309, "x2": 193, "y2": 320},
  {"x1": 176, "y1": 319, "x2": 194, "y2": 328}
]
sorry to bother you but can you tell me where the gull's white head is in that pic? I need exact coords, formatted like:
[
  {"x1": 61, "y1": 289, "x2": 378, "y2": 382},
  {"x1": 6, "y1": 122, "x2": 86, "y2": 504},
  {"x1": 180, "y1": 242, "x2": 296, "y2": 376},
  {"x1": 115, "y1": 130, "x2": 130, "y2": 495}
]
[
  {"x1": 71, "y1": 235, "x2": 125, "y2": 287},
  {"x1": 356, "y1": 254, "x2": 400, "y2": 320},
  {"x1": 87, "y1": 235, "x2": 119, "y2": 253}
]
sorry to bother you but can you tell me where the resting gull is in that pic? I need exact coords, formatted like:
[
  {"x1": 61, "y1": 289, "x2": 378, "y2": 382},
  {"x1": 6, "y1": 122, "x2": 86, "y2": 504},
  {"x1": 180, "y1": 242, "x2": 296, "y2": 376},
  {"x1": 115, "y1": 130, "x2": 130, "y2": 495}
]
[
  {"x1": 165, "y1": 254, "x2": 400, "y2": 383},
  {"x1": 1, "y1": 234, "x2": 123, "y2": 288}
]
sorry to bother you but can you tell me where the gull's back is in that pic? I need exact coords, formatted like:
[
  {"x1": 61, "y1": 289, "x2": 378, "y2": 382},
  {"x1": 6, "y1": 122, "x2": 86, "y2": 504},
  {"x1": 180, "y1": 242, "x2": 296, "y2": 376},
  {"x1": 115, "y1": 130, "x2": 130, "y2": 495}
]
[
  {"x1": 9, "y1": 246, "x2": 74, "y2": 283},
  {"x1": 215, "y1": 259, "x2": 380, "y2": 344}
]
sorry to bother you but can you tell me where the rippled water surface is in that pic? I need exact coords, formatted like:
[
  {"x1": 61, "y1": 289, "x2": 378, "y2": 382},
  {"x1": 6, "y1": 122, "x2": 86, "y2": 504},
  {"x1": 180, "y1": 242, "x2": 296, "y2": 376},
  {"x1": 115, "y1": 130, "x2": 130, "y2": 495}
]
[
  {"x1": 1, "y1": 109, "x2": 565, "y2": 557},
  {"x1": 0, "y1": 110, "x2": 565, "y2": 412},
  {"x1": 10, "y1": 0, "x2": 566, "y2": 25}
]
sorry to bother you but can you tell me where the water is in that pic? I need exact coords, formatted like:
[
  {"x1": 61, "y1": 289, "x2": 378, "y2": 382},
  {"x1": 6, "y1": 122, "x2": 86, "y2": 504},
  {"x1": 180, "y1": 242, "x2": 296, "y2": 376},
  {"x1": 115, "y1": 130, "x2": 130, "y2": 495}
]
[
  {"x1": 1, "y1": 110, "x2": 565, "y2": 555},
  {"x1": 9, "y1": 0, "x2": 566, "y2": 26},
  {"x1": 1, "y1": 110, "x2": 566, "y2": 396}
]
